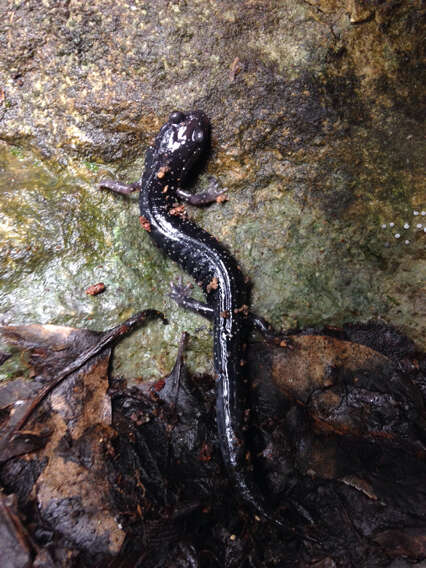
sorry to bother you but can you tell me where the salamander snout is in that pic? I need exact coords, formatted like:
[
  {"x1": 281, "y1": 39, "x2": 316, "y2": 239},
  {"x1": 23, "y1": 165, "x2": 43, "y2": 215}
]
[
  {"x1": 156, "y1": 110, "x2": 210, "y2": 172},
  {"x1": 168, "y1": 110, "x2": 209, "y2": 142}
]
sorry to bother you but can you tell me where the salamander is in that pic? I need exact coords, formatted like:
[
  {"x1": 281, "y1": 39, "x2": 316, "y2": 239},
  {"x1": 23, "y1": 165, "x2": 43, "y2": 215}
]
[{"x1": 100, "y1": 110, "x2": 282, "y2": 526}]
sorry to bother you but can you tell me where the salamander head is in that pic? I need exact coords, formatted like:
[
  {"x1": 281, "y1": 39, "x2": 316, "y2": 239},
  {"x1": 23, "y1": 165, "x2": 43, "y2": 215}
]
[{"x1": 154, "y1": 110, "x2": 210, "y2": 179}]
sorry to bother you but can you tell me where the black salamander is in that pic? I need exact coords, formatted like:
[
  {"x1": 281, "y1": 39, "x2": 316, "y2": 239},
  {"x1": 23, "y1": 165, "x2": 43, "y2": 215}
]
[{"x1": 100, "y1": 110, "x2": 283, "y2": 527}]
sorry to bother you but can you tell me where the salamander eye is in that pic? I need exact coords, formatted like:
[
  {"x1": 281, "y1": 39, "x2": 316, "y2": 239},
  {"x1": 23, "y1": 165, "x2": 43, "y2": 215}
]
[
  {"x1": 192, "y1": 127, "x2": 205, "y2": 142},
  {"x1": 169, "y1": 111, "x2": 185, "y2": 124}
]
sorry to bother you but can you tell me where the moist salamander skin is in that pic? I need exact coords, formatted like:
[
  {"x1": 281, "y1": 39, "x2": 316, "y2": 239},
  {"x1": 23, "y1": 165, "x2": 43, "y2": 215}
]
[{"x1": 138, "y1": 110, "x2": 281, "y2": 524}]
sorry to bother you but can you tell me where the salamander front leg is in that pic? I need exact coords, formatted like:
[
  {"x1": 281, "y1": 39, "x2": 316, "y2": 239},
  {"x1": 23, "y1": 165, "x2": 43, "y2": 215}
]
[
  {"x1": 99, "y1": 179, "x2": 141, "y2": 195},
  {"x1": 176, "y1": 177, "x2": 227, "y2": 206}
]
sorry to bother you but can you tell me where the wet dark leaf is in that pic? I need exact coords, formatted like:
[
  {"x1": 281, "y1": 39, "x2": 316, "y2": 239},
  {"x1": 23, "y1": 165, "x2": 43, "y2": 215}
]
[
  {"x1": 0, "y1": 320, "x2": 424, "y2": 567},
  {"x1": 249, "y1": 334, "x2": 425, "y2": 455}
]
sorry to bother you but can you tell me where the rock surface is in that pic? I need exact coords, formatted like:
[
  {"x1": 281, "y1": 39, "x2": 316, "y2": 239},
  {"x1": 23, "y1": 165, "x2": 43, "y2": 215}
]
[{"x1": 0, "y1": 0, "x2": 424, "y2": 379}]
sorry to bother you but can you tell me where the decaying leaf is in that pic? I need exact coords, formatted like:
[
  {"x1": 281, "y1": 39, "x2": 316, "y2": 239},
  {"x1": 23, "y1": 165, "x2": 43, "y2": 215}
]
[
  {"x1": 0, "y1": 319, "x2": 424, "y2": 567},
  {"x1": 249, "y1": 334, "x2": 425, "y2": 454},
  {"x1": 0, "y1": 311, "x2": 165, "y2": 559}
]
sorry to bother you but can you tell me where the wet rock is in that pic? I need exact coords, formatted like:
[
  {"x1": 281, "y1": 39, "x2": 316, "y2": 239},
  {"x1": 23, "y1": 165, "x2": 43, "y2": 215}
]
[{"x1": 0, "y1": 0, "x2": 424, "y2": 378}]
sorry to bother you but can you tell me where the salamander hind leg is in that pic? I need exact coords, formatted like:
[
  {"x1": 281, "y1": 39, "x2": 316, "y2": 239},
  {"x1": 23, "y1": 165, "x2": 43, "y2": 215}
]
[
  {"x1": 169, "y1": 277, "x2": 214, "y2": 320},
  {"x1": 251, "y1": 315, "x2": 292, "y2": 348},
  {"x1": 170, "y1": 278, "x2": 291, "y2": 347}
]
